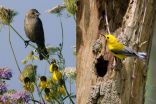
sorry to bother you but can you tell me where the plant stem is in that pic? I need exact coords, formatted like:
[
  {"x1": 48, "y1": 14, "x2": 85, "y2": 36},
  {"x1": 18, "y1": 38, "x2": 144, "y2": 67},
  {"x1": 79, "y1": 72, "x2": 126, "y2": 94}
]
[
  {"x1": 64, "y1": 82, "x2": 75, "y2": 104},
  {"x1": 8, "y1": 25, "x2": 21, "y2": 73},
  {"x1": 31, "y1": 93, "x2": 35, "y2": 104},
  {"x1": 9, "y1": 24, "x2": 25, "y2": 41},
  {"x1": 53, "y1": 96, "x2": 61, "y2": 104},
  {"x1": 104, "y1": 2, "x2": 110, "y2": 34},
  {"x1": 58, "y1": 14, "x2": 74, "y2": 103},
  {"x1": 70, "y1": 78, "x2": 71, "y2": 97},
  {"x1": 34, "y1": 83, "x2": 46, "y2": 104},
  {"x1": 59, "y1": 15, "x2": 64, "y2": 51},
  {"x1": 30, "y1": 99, "x2": 42, "y2": 104}
]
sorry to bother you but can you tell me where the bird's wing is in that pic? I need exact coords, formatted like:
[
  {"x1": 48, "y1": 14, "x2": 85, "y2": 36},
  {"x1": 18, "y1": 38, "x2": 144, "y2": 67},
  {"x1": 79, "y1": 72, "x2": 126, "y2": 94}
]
[
  {"x1": 24, "y1": 16, "x2": 45, "y2": 44},
  {"x1": 34, "y1": 18, "x2": 45, "y2": 45},
  {"x1": 110, "y1": 46, "x2": 137, "y2": 56}
]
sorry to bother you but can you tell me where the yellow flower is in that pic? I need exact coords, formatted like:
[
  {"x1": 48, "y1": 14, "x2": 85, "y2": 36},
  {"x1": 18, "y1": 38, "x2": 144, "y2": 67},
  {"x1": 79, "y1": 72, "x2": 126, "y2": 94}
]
[
  {"x1": 58, "y1": 85, "x2": 66, "y2": 96},
  {"x1": 45, "y1": 94, "x2": 50, "y2": 102},
  {"x1": 49, "y1": 64, "x2": 53, "y2": 73},
  {"x1": 23, "y1": 77, "x2": 34, "y2": 93},
  {"x1": 39, "y1": 76, "x2": 48, "y2": 89},
  {"x1": 49, "y1": 59, "x2": 57, "y2": 73},
  {"x1": 44, "y1": 88, "x2": 53, "y2": 102},
  {"x1": 23, "y1": 82, "x2": 34, "y2": 93},
  {"x1": 39, "y1": 81, "x2": 48, "y2": 89},
  {"x1": 52, "y1": 70, "x2": 62, "y2": 82}
]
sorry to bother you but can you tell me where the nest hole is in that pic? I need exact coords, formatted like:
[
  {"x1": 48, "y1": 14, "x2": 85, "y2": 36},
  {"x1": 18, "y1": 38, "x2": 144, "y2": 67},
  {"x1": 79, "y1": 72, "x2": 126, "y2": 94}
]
[{"x1": 95, "y1": 56, "x2": 109, "y2": 77}]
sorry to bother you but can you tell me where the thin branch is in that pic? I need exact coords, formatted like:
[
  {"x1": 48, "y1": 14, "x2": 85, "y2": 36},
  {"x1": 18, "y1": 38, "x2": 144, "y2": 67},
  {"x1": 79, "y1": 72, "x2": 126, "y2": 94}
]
[
  {"x1": 9, "y1": 24, "x2": 37, "y2": 49},
  {"x1": 31, "y1": 93, "x2": 35, "y2": 104},
  {"x1": 63, "y1": 82, "x2": 75, "y2": 104},
  {"x1": 70, "y1": 78, "x2": 71, "y2": 99},
  {"x1": 34, "y1": 83, "x2": 46, "y2": 104},
  {"x1": 8, "y1": 25, "x2": 21, "y2": 73},
  {"x1": 59, "y1": 15, "x2": 64, "y2": 51},
  {"x1": 53, "y1": 96, "x2": 61, "y2": 104},
  {"x1": 104, "y1": 2, "x2": 110, "y2": 34},
  {"x1": 57, "y1": 14, "x2": 74, "y2": 103},
  {"x1": 29, "y1": 99, "x2": 43, "y2": 104},
  {"x1": 9, "y1": 24, "x2": 25, "y2": 41}
]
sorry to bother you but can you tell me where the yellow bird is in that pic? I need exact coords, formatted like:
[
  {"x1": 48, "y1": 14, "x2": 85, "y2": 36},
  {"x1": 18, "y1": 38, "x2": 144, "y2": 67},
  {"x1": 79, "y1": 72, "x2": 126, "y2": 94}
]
[{"x1": 104, "y1": 34, "x2": 146, "y2": 60}]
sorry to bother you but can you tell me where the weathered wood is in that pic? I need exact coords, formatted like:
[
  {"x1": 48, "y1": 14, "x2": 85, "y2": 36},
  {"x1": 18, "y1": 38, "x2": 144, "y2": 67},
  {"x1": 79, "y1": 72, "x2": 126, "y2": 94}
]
[{"x1": 76, "y1": 0, "x2": 156, "y2": 104}]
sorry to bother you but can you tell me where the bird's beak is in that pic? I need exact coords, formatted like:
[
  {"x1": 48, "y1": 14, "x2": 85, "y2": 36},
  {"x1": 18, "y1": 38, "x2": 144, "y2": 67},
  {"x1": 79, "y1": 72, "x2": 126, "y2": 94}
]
[
  {"x1": 100, "y1": 33, "x2": 105, "y2": 37},
  {"x1": 104, "y1": 35, "x2": 106, "y2": 38}
]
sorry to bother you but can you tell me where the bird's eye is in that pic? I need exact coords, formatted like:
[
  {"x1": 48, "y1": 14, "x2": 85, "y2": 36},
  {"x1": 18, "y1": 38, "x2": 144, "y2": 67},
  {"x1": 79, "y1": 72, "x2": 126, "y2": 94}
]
[
  {"x1": 107, "y1": 37, "x2": 109, "y2": 39},
  {"x1": 31, "y1": 12, "x2": 35, "y2": 15}
]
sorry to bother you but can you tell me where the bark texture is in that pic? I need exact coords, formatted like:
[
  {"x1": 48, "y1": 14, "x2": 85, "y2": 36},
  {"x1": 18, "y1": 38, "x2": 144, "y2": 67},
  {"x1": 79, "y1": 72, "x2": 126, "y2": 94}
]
[{"x1": 76, "y1": 0, "x2": 156, "y2": 104}]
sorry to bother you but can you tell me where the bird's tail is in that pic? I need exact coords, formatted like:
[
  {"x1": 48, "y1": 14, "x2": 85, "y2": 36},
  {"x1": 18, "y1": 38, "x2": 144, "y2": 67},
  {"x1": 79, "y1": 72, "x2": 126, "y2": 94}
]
[
  {"x1": 37, "y1": 44, "x2": 49, "y2": 60},
  {"x1": 136, "y1": 52, "x2": 147, "y2": 59}
]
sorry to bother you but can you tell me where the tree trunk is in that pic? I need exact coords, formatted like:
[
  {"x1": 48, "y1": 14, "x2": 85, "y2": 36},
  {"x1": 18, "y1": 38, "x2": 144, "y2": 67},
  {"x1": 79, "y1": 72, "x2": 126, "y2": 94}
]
[{"x1": 76, "y1": 0, "x2": 156, "y2": 104}]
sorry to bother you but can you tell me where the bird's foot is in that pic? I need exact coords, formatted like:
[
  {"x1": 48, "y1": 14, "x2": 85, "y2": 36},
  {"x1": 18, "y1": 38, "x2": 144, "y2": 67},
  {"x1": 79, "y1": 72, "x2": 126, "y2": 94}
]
[{"x1": 24, "y1": 40, "x2": 30, "y2": 48}]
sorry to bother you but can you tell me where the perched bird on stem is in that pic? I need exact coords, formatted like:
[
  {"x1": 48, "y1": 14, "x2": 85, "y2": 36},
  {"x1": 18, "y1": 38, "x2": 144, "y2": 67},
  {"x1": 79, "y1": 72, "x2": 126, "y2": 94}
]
[
  {"x1": 104, "y1": 34, "x2": 146, "y2": 60},
  {"x1": 24, "y1": 9, "x2": 49, "y2": 60}
]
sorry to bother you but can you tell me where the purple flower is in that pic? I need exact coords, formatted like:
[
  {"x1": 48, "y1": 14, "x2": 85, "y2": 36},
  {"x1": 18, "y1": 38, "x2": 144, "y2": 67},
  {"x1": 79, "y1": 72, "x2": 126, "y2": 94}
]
[
  {"x1": 11, "y1": 91, "x2": 31, "y2": 103},
  {"x1": 0, "y1": 81, "x2": 7, "y2": 94},
  {"x1": 0, "y1": 67, "x2": 12, "y2": 79},
  {"x1": 0, "y1": 93, "x2": 9, "y2": 103}
]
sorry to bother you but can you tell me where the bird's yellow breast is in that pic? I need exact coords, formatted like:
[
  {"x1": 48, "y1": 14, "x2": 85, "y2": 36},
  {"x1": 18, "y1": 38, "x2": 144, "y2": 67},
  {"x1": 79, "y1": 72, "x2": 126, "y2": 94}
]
[
  {"x1": 108, "y1": 41, "x2": 124, "y2": 50},
  {"x1": 107, "y1": 42, "x2": 126, "y2": 59}
]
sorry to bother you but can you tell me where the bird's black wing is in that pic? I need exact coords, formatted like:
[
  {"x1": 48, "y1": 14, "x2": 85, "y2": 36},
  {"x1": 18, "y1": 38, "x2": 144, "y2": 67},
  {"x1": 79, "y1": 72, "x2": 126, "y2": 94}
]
[
  {"x1": 110, "y1": 46, "x2": 137, "y2": 56},
  {"x1": 34, "y1": 18, "x2": 45, "y2": 46}
]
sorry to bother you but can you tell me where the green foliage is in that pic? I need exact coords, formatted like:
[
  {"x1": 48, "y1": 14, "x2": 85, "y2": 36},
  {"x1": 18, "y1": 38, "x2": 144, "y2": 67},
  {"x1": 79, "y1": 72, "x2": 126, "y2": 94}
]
[
  {"x1": 64, "y1": 0, "x2": 77, "y2": 16},
  {"x1": 47, "y1": 46, "x2": 60, "y2": 55},
  {"x1": 19, "y1": 64, "x2": 37, "y2": 83},
  {"x1": 22, "y1": 51, "x2": 39, "y2": 64}
]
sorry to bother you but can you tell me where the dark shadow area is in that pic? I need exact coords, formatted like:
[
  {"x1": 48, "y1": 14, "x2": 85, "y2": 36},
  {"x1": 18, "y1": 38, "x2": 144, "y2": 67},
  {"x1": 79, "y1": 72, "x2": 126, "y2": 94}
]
[
  {"x1": 98, "y1": 0, "x2": 130, "y2": 32},
  {"x1": 95, "y1": 56, "x2": 109, "y2": 77}
]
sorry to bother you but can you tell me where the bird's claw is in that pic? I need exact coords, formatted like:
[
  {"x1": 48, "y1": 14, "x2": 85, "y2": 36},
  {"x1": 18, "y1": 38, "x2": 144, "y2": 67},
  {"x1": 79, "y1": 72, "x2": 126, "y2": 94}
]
[{"x1": 24, "y1": 40, "x2": 30, "y2": 48}]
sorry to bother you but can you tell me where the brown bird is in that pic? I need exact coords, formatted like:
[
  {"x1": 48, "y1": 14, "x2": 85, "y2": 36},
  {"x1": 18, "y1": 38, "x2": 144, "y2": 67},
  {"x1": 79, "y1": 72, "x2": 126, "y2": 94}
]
[{"x1": 24, "y1": 9, "x2": 49, "y2": 60}]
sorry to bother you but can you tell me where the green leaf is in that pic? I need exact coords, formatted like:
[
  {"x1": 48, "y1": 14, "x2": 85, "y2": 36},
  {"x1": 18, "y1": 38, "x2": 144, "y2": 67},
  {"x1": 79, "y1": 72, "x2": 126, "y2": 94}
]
[
  {"x1": 64, "y1": 0, "x2": 77, "y2": 16},
  {"x1": 22, "y1": 59, "x2": 27, "y2": 64},
  {"x1": 33, "y1": 56, "x2": 39, "y2": 60},
  {"x1": 47, "y1": 47, "x2": 60, "y2": 55}
]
